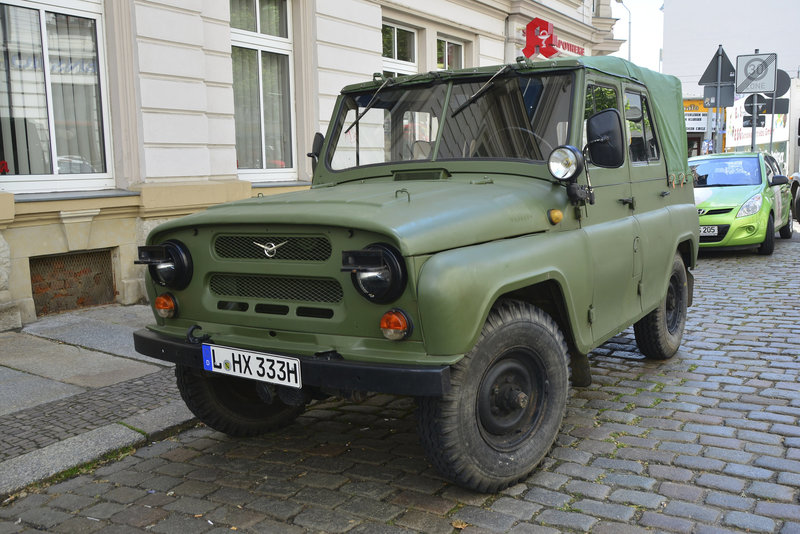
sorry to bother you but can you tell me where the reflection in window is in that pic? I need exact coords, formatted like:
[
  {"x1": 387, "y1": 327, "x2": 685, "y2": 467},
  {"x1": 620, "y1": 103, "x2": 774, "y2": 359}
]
[
  {"x1": 0, "y1": 5, "x2": 51, "y2": 175},
  {"x1": 47, "y1": 12, "x2": 106, "y2": 175},
  {"x1": 0, "y1": 5, "x2": 105, "y2": 177}
]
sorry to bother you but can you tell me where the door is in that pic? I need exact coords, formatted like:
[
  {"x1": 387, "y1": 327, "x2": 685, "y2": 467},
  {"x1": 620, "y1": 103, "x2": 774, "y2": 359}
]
[{"x1": 581, "y1": 81, "x2": 641, "y2": 340}]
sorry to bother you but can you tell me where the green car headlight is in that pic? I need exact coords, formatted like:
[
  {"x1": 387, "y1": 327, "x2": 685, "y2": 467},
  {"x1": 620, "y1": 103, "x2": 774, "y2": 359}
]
[{"x1": 737, "y1": 193, "x2": 762, "y2": 218}]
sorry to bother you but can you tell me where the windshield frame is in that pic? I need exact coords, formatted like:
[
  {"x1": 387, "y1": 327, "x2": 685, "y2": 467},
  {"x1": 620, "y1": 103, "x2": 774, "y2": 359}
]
[{"x1": 323, "y1": 69, "x2": 577, "y2": 174}]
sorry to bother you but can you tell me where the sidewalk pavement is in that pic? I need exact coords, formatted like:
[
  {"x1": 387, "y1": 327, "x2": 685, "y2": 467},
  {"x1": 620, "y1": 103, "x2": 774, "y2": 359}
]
[{"x1": 0, "y1": 304, "x2": 196, "y2": 500}]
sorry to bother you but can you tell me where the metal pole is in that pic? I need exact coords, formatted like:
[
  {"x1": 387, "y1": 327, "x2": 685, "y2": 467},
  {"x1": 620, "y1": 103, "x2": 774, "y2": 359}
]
[
  {"x1": 751, "y1": 49, "x2": 759, "y2": 152},
  {"x1": 714, "y1": 45, "x2": 723, "y2": 153},
  {"x1": 751, "y1": 96, "x2": 758, "y2": 152},
  {"x1": 769, "y1": 91, "x2": 775, "y2": 153}
]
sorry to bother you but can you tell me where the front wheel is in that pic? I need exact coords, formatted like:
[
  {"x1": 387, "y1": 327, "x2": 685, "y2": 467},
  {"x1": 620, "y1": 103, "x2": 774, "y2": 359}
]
[
  {"x1": 176, "y1": 364, "x2": 304, "y2": 437},
  {"x1": 757, "y1": 215, "x2": 775, "y2": 255},
  {"x1": 634, "y1": 253, "x2": 688, "y2": 360},
  {"x1": 417, "y1": 300, "x2": 569, "y2": 493}
]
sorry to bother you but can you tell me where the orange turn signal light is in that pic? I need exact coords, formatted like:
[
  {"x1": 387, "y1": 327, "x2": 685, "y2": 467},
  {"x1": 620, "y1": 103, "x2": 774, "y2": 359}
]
[
  {"x1": 154, "y1": 293, "x2": 177, "y2": 318},
  {"x1": 380, "y1": 309, "x2": 412, "y2": 341},
  {"x1": 547, "y1": 209, "x2": 563, "y2": 225}
]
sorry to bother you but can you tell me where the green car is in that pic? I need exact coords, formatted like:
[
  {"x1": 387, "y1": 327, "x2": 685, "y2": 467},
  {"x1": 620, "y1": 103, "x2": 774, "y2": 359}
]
[
  {"x1": 134, "y1": 57, "x2": 699, "y2": 492},
  {"x1": 690, "y1": 152, "x2": 792, "y2": 254}
]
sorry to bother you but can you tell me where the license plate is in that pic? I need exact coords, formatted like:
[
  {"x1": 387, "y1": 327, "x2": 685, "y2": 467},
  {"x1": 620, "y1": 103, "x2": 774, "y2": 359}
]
[
  {"x1": 202, "y1": 344, "x2": 301, "y2": 388},
  {"x1": 699, "y1": 225, "x2": 718, "y2": 236}
]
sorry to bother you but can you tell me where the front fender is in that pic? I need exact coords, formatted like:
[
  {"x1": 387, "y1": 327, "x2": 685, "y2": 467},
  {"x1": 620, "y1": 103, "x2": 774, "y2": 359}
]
[{"x1": 416, "y1": 231, "x2": 594, "y2": 357}]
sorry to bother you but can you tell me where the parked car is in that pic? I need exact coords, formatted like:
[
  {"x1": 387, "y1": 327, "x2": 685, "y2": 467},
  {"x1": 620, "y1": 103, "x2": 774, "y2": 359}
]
[
  {"x1": 690, "y1": 152, "x2": 792, "y2": 255},
  {"x1": 790, "y1": 172, "x2": 800, "y2": 223},
  {"x1": 134, "y1": 56, "x2": 699, "y2": 492}
]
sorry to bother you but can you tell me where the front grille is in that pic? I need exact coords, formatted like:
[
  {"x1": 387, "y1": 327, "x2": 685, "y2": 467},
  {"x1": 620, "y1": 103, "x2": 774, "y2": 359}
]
[
  {"x1": 215, "y1": 235, "x2": 331, "y2": 261},
  {"x1": 210, "y1": 274, "x2": 343, "y2": 303},
  {"x1": 698, "y1": 208, "x2": 733, "y2": 216}
]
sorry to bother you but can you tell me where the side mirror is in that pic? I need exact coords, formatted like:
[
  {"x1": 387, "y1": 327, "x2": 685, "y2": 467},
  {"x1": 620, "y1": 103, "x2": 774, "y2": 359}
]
[
  {"x1": 586, "y1": 109, "x2": 625, "y2": 169},
  {"x1": 771, "y1": 175, "x2": 789, "y2": 186},
  {"x1": 307, "y1": 132, "x2": 324, "y2": 172}
]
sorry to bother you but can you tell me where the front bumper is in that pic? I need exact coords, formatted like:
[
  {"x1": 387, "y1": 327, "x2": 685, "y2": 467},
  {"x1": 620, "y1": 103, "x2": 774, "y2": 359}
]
[
  {"x1": 134, "y1": 328, "x2": 451, "y2": 397},
  {"x1": 698, "y1": 211, "x2": 766, "y2": 248}
]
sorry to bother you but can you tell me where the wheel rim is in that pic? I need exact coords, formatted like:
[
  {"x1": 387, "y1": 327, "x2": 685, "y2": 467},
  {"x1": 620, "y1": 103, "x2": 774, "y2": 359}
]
[
  {"x1": 665, "y1": 271, "x2": 684, "y2": 334},
  {"x1": 477, "y1": 351, "x2": 546, "y2": 451}
]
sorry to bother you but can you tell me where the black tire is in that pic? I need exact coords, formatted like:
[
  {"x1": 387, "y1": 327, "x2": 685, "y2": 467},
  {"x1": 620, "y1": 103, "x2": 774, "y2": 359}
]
[
  {"x1": 779, "y1": 214, "x2": 793, "y2": 239},
  {"x1": 794, "y1": 189, "x2": 800, "y2": 223},
  {"x1": 634, "y1": 253, "x2": 688, "y2": 360},
  {"x1": 175, "y1": 364, "x2": 304, "y2": 437},
  {"x1": 416, "y1": 300, "x2": 569, "y2": 493},
  {"x1": 757, "y1": 214, "x2": 775, "y2": 255}
]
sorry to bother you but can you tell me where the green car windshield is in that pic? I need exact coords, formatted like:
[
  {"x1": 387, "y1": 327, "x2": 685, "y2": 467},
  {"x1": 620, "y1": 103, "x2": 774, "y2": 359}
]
[
  {"x1": 327, "y1": 72, "x2": 573, "y2": 170},
  {"x1": 690, "y1": 156, "x2": 761, "y2": 188}
]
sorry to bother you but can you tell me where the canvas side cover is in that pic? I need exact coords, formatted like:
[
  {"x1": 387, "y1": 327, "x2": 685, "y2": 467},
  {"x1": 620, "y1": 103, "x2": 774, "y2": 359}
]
[{"x1": 577, "y1": 56, "x2": 690, "y2": 184}]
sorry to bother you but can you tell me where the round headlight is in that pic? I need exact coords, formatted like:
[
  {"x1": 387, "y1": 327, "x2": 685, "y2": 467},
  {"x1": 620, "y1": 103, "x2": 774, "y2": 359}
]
[
  {"x1": 548, "y1": 146, "x2": 584, "y2": 181},
  {"x1": 149, "y1": 240, "x2": 193, "y2": 290},
  {"x1": 351, "y1": 243, "x2": 406, "y2": 303}
]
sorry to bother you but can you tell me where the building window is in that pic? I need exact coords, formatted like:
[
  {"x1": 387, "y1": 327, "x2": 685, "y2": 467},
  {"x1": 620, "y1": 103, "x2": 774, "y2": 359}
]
[
  {"x1": 230, "y1": 0, "x2": 295, "y2": 181},
  {"x1": 0, "y1": 2, "x2": 111, "y2": 193},
  {"x1": 437, "y1": 38, "x2": 462, "y2": 70},
  {"x1": 382, "y1": 22, "x2": 416, "y2": 77}
]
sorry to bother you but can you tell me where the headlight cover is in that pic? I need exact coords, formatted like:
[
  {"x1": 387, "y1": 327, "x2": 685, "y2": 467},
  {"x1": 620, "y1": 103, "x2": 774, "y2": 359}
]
[
  {"x1": 136, "y1": 240, "x2": 193, "y2": 290},
  {"x1": 344, "y1": 243, "x2": 406, "y2": 303},
  {"x1": 737, "y1": 193, "x2": 762, "y2": 218},
  {"x1": 548, "y1": 145, "x2": 584, "y2": 181}
]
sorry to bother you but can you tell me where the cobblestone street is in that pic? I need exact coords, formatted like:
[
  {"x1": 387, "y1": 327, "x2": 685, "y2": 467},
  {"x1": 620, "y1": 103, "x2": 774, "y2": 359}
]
[{"x1": 2, "y1": 234, "x2": 799, "y2": 533}]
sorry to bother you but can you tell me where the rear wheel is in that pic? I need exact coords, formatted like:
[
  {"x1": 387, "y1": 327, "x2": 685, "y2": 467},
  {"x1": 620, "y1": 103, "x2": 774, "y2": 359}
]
[
  {"x1": 757, "y1": 215, "x2": 775, "y2": 255},
  {"x1": 634, "y1": 253, "x2": 688, "y2": 360},
  {"x1": 176, "y1": 364, "x2": 304, "y2": 437},
  {"x1": 417, "y1": 300, "x2": 569, "y2": 493}
]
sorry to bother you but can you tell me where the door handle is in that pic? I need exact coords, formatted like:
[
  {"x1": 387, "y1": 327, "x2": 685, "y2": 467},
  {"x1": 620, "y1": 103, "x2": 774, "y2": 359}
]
[{"x1": 618, "y1": 197, "x2": 635, "y2": 209}]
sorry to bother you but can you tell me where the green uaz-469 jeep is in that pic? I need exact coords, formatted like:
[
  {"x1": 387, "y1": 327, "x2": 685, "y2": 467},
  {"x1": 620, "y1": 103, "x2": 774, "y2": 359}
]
[{"x1": 134, "y1": 56, "x2": 699, "y2": 492}]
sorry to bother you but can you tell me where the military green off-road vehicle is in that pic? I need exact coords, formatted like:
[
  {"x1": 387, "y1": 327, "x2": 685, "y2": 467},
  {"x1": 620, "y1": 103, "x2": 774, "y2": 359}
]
[{"x1": 134, "y1": 56, "x2": 699, "y2": 492}]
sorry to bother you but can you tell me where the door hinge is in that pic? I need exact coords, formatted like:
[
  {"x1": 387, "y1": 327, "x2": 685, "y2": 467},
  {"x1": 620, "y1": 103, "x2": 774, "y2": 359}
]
[{"x1": 587, "y1": 305, "x2": 595, "y2": 324}]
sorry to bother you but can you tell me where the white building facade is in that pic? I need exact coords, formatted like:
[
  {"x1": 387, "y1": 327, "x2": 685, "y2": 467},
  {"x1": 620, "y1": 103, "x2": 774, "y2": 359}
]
[{"x1": 0, "y1": 0, "x2": 621, "y2": 329}]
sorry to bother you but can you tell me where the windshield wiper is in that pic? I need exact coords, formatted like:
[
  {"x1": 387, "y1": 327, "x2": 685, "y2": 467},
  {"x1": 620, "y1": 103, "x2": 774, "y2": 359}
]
[
  {"x1": 451, "y1": 65, "x2": 511, "y2": 118},
  {"x1": 345, "y1": 77, "x2": 393, "y2": 134}
]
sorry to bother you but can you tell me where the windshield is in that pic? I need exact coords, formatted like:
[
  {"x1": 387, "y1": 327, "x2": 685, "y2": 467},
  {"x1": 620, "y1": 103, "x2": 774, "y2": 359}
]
[
  {"x1": 327, "y1": 72, "x2": 574, "y2": 171},
  {"x1": 690, "y1": 156, "x2": 762, "y2": 188}
]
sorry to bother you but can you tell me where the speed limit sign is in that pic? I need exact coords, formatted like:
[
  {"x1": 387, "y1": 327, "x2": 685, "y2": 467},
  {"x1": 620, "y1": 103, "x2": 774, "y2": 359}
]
[{"x1": 736, "y1": 53, "x2": 777, "y2": 94}]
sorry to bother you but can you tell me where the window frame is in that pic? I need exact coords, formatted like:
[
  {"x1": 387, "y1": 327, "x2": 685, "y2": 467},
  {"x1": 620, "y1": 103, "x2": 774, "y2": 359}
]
[
  {"x1": 381, "y1": 21, "x2": 417, "y2": 77},
  {"x1": 624, "y1": 89, "x2": 661, "y2": 164},
  {"x1": 0, "y1": 0, "x2": 113, "y2": 194},
  {"x1": 230, "y1": 0, "x2": 298, "y2": 183},
  {"x1": 436, "y1": 36, "x2": 463, "y2": 71}
]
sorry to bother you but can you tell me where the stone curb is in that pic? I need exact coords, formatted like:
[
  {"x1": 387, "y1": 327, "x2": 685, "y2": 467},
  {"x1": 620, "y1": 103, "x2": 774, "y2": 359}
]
[{"x1": 0, "y1": 403, "x2": 196, "y2": 500}]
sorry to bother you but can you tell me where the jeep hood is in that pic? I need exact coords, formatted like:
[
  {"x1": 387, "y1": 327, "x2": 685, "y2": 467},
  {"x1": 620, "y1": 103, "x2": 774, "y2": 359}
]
[
  {"x1": 151, "y1": 179, "x2": 563, "y2": 255},
  {"x1": 694, "y1": 184, "x2": 762, "y2": 209}
]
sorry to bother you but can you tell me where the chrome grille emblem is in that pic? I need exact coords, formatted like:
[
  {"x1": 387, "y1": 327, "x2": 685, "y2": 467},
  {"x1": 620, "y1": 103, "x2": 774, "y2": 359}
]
[
  {"x1": 697, "y1": 209, "x2": 707, "y2": 216},
  {"x1": 253, "y1": 241, "x2": 287, "y2": 258}
]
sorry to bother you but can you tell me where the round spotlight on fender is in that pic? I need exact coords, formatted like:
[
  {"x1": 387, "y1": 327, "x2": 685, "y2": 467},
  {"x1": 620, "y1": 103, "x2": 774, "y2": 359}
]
[
  {"x1": 350, "y1": 243, "x2": 407, "y2": 304},
  {"x1": 548, "y1": 145, "x2": 584, "y2": 181},
  {"x1": 380, "y1": 309, "x2": 413, "y2": 340},
  {"x1": 154, "y1": 293, "x2": 177, "y2": 318}
]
